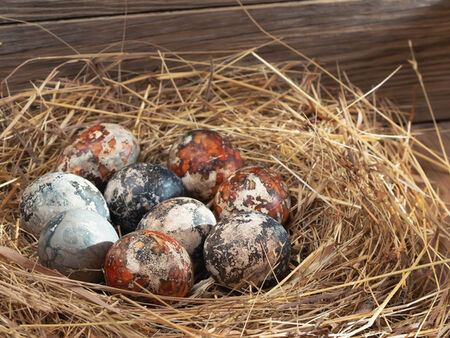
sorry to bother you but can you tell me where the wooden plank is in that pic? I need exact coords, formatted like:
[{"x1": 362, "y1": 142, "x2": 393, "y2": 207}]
[
  {"x1": 413, "y1": 121, "x2": 450, "y2": 205},
  {"x1": 0, "y1": 0, "x2": 292, "y2": 23},
  {"x1": 0, "y1": 0, "x2": 449, "y2": 122}
]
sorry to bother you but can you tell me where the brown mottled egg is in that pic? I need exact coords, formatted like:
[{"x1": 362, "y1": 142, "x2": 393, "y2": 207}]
[
  {"x1": 214, "y1": 167, "x2": 291, "y2": 225},
  {"x1": 103, "y1": 230, "x2": 193, "y2": 300},
  {"x1": 56, "y1": 123, "x2": 139, "y2": 190},
  {"x1": 136, "y1": 197, "x2": 216, "y2": 260},
  {"x1": 168, "y1": 129, "x2": 242, "y2": 202},
  {"x1": 203, "y1": 212, "x2": 290, "y2": 289}
]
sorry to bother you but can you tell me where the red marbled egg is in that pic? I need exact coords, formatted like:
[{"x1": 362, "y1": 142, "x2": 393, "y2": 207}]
[
  {"x1": 57, "y1": 123, "x2": 139, "y2": 190},
  {"x1": 213, "y1": 166, "x2": 291, "y2": 225},
  {"x1": 168, "y1": 129, "x2": 242, "y2": 201},
  {"x1": 103, "y1": 230, "x2": 193, "y2": 300}
]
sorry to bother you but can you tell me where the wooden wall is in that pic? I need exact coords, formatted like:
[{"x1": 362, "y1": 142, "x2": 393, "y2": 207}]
[{"x1": 0, "y1": 1, "x2": 449, "y2": 123}]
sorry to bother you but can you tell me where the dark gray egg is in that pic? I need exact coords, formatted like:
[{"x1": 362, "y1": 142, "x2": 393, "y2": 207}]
[
  {"x1": 19, "y1": 172, "x2": 110, "y2": 237},
  {"x1": 104, "y1": 163, "x2": 187, "y2": 234},
  {"x1": 203, "y1": 211, "x2": 290, "y2": 289},
  {"x1": 38, "y1": 209, "x2": 119, "y2": 282},
  {"x1": 137, "y1": 197, "x2": 216, "y2": 260}
]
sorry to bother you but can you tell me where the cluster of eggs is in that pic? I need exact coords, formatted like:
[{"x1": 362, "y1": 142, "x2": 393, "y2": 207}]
[{"x1": 19, "y1": 125, "x2": 292, "y2": 300}]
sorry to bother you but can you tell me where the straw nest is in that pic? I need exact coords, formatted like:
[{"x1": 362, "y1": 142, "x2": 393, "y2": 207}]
[{"x1": 0, "y1": 47, "x2": 448, "y2": 337}]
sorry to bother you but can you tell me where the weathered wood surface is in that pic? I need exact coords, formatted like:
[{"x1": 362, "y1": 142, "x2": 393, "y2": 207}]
[
  {"x1": 0, "y1": 0, "x2": 292, "y2": 22},
  {"x1": 413, "y1": 121, "x2": 450, "y2": 205},
  {"x1": 0, "y1": 0, "x2": 449, "y2": 122}
]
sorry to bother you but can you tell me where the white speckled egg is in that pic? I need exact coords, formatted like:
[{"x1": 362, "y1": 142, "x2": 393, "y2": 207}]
[
  {"x1": 136, "y1": 197, "x2": 216, "y2": 260},
  {"x1": 19, "y1": 172, "x2": 110, "y2": 237},
  {"x1": 56, "y1": 123, "x2": 140, "y2": 190},
  {"x1": 203, "y1": 211, "x2": 291, "y2": 289},
  {"x1": 104, "y1": 163, "x2": 187, "y2": 234},
  {"x1": 38, "y1": 209, "x2": 119, "y2": 282}
]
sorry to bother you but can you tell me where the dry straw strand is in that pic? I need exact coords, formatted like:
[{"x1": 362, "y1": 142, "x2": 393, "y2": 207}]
[{"x1": 0, "y1": 41, "x2": 449, "y2": 336}]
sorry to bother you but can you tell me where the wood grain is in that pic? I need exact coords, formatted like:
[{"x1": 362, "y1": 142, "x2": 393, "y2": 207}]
[
  {"x1": 0, "y1": 0, "x2": 292, "y2": 23},
  {"x1": 0, "y1": 0, "x2": 449, "y2": 122}
]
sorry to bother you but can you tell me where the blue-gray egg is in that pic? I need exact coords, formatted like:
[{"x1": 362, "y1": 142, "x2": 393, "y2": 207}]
[
  {"x1": 136, "y1": 197, "x2": 216, "y2": 260},
  {"x1": 19, "y1": 172, "x2": 110, "y2": 237},
  {"x1": 38, "y1": 209, "x2": 119, "y2": 282},
  {"x1": 203, "y1": 211, "x2": 291, "y2": 289},
  {"x1": 104, "y1": 163, "x2": 187, "y2": 234}
]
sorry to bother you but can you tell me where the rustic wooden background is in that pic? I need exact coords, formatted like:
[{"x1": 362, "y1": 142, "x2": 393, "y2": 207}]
[
  {"x1": 0, "y1": 0, "x2": 448, "y2": 201},
  {"x1": 1, "y1": 0, "x2": 450, "y2": 122}
]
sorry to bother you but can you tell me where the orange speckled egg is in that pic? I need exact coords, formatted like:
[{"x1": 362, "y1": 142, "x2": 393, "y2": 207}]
[
  {"x1": 57, "y1": 123, "x2": 139, "y2": 190},
  {"x1": 168, "y1": 129, "x2": 242, "y2": 201},
  {"x1": 103, "y1": 230, "x2": 193, "y2": 301},
  {"x1": 213, "y1": 167, "x2": 291, "y2": 225}
]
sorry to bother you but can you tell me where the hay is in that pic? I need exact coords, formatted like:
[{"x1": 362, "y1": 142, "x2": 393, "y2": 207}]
[{"x1": 0, "y1": 47, "x2": 448, "y2": 337}]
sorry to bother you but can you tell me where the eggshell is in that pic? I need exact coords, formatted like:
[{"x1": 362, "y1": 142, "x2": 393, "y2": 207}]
[
  {"x1": 38, "y1": 209, "x2": 119, "y2": 282},
  {"x1": 214, "y1": 166, "x2": 291, "y2": 225},
  {"x1": 137, "y1": 197, "x2": 216, "y2": 260},
  {"x1": 103, "y1": 230, "x2": 193, "y2": 300},
  {"x1": 56, "y1": 123, "x2": 139, "y2": 190},
  {"x1": 168, "y1": 129, "x2": 242, "y2": 201},
  {"x1": 104, "y1": 163, "x2": 187, "y2": 233},
  {"x1": 203, "y1": 211, "x2": 291, "y2": 289},
  {"x1": 19, "y1": 172, "x2": 110, "y2": 237}
]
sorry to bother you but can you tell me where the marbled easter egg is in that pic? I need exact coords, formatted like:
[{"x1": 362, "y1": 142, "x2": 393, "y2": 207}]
[
  {"x1": 38, "y1": 209, "x2": 119, "y2": 282},
  {"x1": 103, "y1": 230, "x2": 193, "y2": 301},
  {"x1": 168, "y1": 129, "x2": 242, "y2": 202},
  {"x1": 214, "y1": 166, "x2": 291, "y2": 225},
  {"x1": 203, "y1": 212, "x2": 291, "y2": 289},
  {"x1": 56, "y1": 123, "x2": 139, "y2": 190},
  {"x1": 137, "y1": 197, "x2": 216, "y2": 260},
  {"x1": 19, "y1": 172, "x2": 110, "y2": 237},
  {"x1": 104, "y1": 163, "x2": 187, "y2": 233}
]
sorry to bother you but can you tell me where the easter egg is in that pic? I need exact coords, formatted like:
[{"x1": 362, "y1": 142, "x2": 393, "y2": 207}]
[
  {"x1": 104, "y1": 163, "x2": 187, "y2": 233},
  {"x1": 56, "y1": 123, "x2": 139, "y2": 190},
  {"x1": 203, "y1": 212, "x2": 290, "y2": 289},
  {"x1": 137, "y1": 197, "x2": 216, "y2": 260},
  {"x1": 103, "y1": 230, "x2": 193, "y2": 300},
  {"x1": 214, "y1": 166, "x2": 291, "y2": 225},
  {"x1": 168, "y1": 129, "x2": 242, "y2": 201},
  {"x1": 19, "y1": 172, "x2": 110, "y2": 237},
  {"x1": 38, "y1": 209, "x2": 119, "y2": 282}
]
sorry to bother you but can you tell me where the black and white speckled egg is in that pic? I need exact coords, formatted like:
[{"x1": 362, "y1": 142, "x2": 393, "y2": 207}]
[
  {"x1": 56, "y1": 123, "x2": 140, "y2": 190},
  {"x1": 136, "y1": 197, "x2": 216, "y2": 260},
  {"x1": 19, "y1": 172, "x2": 110, "y2": 237},
  {"x1": 168, "y1": 129, "x2": 242, "y2": 202},
  {"x1": 203, "y1": 211, "x2": 291, "y2": 289},
  {"x1": 214, "y1": 166, "x2": 291, "y2": 225},
  {"x1": 38, "y1": 209, "x2": 119, "y2": 282},
  {"x1": 104, "y1": 230, "x2": 193, "y2": 301},
  {"x1": 104, "y1": 163, "x2": 187, "y2": 234}
]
